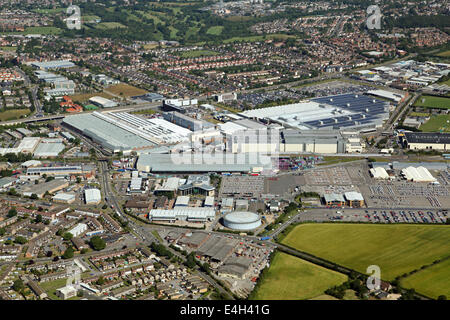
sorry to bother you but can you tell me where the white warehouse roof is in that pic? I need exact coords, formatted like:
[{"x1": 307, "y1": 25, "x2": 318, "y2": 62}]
[
  {"x1": 370, "y1": 167, "x2": 390, "y2": 179},
  {"x1": 84, "y1": 188, "x2": 101, "y2": 203},
  {"x1": 401, "y1": 166, "x2": 437, "y2": 182}
]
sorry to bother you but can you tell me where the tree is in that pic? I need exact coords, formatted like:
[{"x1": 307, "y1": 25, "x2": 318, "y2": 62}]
[
  {"x1": 0, "y1": 227, "x2": 5, "y2": 236},
  {"x1": 63, "y1": 247, "x2": 74, "y2": 259},
  {"x1": 96, "y1": 277, "x2": 105, "y2": 285},
  {"x1": 62, "y1": 232, "x2": 73, "y2": 241},
  {"x1": 90, "y1": 236, "x2": 106, "y2": 251},
  {"x1": 30, "y1": 193, "x2": 38, "y2": 200},
  {"x1": 14, "y1": 236, "x2": 27, "y2": 244},
  {"x1": 7, "y1": 208, "x2": 17, "y2": 218},
  {"x1": 437, "y1": 295, "x2": 447, "y2": 300},
  {"x1": 13, "y1": 279, "x2": 24, "y2": 292},
  {"x1": 35, "y1": 214, "x2": 43, "y2": 223}
]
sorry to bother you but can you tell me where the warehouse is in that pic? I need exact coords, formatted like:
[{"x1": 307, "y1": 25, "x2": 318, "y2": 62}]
[
  {"x1": 31, "y1": 60, "x2": 75, "y2": 70},
  {"x1": 26, "y1": 166, "x2": 83, "y2": 177},
  {"x1": 88, "y1": 96, "x2": 118, "y2": 108},
  {"x1": 52, "y1": 192, "x2": 76, "y2": 204},
  {"x1": 136, "y1": 153, "x2": 272, "y2": 173},
  {"x1": 148, "y1": 208, "x2": 216, "y2": 222},
  {"x1": 281, "y1": 130, "x2": 347, "y2": 154},
  {"x1": 33, "y1": 139, "x2": 65, "y2": 158},
  {"x1": 0, "y1": 137, "x2": 41, "y2": 155},
  {"x1": 222, "y1": 211, "x2": 261, "y2": 230},
  {"x1": 174, "y1": 196, "x2": 190, "y2": 207},
  {"x1": 22, "y1": 179, "x2": 69, "y2": 198},
  {"x1": 85, "y1": 188, "x2": 101, "y2": 204},
  {"x1": 402, "y1": 132, "x2": 450, "y2": 151},
  {"x1": 369, "y1": 167, "x2": 390, "y2": 179},
  {"x1": 239, "y1": 93, "x2": 389, "y2": 131},
  {"x1": 218, "y1": 256, "x2": 252, "y2": 280},
  {"x1": 63, "y1": 112, "x2": 191, "y2": 154},
  {"x1": 401, "y1": 166, "x2": 437, "y2": 182},
  {"x1": 163, "y1": 111, "x2": 208, "y2": 131}
]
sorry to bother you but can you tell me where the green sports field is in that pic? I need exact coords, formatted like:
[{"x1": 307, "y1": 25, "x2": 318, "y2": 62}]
[
  {"x1": 250, "y1": 252, "x2": 347, "y2": 300},
  {"x1": 400, "y1": 258, "x2": 450, "y2": 299},
  {"x1": 419, "y1": 114, "x2": 450, "y2": 132},
  {"x1": 281, "y1": 224, "x2": 450, "y2": 281},
  {"x1": 414, "y1": 95, "x2": 450, "y2": 110}
]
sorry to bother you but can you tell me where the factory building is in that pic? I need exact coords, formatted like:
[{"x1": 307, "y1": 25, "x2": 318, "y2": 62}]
[
  {"x1": 88, "y1": 96, "x2": 118, "y2": 108},
  {"x1": 62, "y1": 112, "x2": 191, "y2": 154},
  {"x1": 148, "y1": 208, "x2": 215, "y2": 222},
  {"x1": 85, "y1": 188, "x2": 101, "y2": 205},
  {"x1": 239, "y1": 93, "x2": 389, "y2": 131},
  {"x1": 401, "y1": 166, "x2": 437, "y2": 182},
  {"x1": 21, "y1": 179, "x2": 69, "y2": 198},
  {"x1": 163, "y1": 111, "x2": 206, "y2": 131},
  {"x1": 0, "y1": 137, "x2": 41, "y2": 156},
  {"x1": 26, "y1": 166, "x2": 84, "y2": 177},
  {"x1": 30, "y1": 60, "x2": 75, "y2": 70},
  {"x1": 136, "y1": 153, "x2": 272, "y2": 173},
  {"x1": 402, "y1": 132, "x2": 450, "y2": 151},
  {"x1": 52, "y1": 192, "x2": 76, "y2": 204},
  {"x1": 177, "y1": 175, "x2": 215, "y2": 196},
  {"x1": 222, "y1": 211, "x2": 261, "y2": 230}
]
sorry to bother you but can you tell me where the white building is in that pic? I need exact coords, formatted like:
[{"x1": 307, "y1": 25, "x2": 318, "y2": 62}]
[
  {"x1": 84, "y1": 188, "x2": 101, "y2": 204},
  {"x1": 68, "y1": 223, "x2": 88, "y2": 237}
]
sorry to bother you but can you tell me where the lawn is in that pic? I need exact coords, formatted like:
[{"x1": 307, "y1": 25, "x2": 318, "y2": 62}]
[
  {"x1": 206, "y1": 26, "x2": 224, "y2": 36},
  {"x1": 400, "y1": 258, "x2": 450, "y2": 299},
  {"x1": 0, "y1": 109, "x2": 31, "y2": 121},
  {"x1": 281, "y1": 224, "x2": 450, "y2": 281},
  {"x1": 96, "y1": 22, "x2": 127, "y2": 30},
  {"x1": 0, "y1": 46, "x2": 16, "y2": 52},
  {"x1": 251, "y1": 252, "x2": 347, "y2": 300},
  {"x1": 105, "y1": 83, "x2": 148, "y2": 98},
  {"x1": 414, "y1": 95, "x2": 450, "y2": 110},
  {"x1": 419, "y1": 114, "x2": 450, "y2": 132},
  {"x1": 39, "y1": 278, "x2": 80, "y2": 300},
  {"x1": 436, "y1": 50, "x2": 450, "y2": 57},
  {"x1": 24, "y1": 27, "x2": 62, "y2": 35},
  {"x1": 69, "y1": 92, "x2": 115, "y2": 103}
]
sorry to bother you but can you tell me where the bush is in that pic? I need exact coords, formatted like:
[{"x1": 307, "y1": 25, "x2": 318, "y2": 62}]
[{"x1": 90, "y1": 236, "x2": 106, "y2": 251}]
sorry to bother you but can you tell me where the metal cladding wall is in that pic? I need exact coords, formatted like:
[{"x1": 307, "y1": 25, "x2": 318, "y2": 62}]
[{"x1": 223, "y1": 211, "x2": 262, "y2": 230}]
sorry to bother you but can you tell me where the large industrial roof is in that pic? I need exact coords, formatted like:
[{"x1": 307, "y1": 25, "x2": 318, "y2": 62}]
[
  {"x1": 224, "y1": 211, "x2": 260, "y2": 224},
  {"x1": 137, "y1": 153, "x2": 273, "y2": 172},
  {"x1": 239, "y1": 93, "x2": 389, "y2": 131},
  {"x1": 401, "y1": 166, "x2": 437, "y2": 182}
]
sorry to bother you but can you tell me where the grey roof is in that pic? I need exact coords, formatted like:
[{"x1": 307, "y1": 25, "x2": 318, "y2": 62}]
[
  {"x1": 405, "y1": 132, "x2": 450, "y2": 144},
  {"x1": 137, "y1": 153, "x2": 272, "y2": 173}
]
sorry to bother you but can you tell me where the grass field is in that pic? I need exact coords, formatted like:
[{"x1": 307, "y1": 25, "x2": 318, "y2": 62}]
[
  {"x1": 223, "y1": 34, "x2": 295, "y2": 43},
  {"x1": 96, "y1": 22, "x2": 127, "y2": 30},
  {"x1": 414, "y1": 95, "x2": 450, "y2": 110},
  {"x1": 105, "y1": 83, "x2": 148, "y2": 98},
  {"x1": 436, "y1": 50, "x2": 450, "y2": 57},
  {"x1": 0, "y1": 109, "x2": 31, "y2": 121},
  {"x1": 419, "y1": 114, "x2": 450, "y2": 132},
  {"x1": 180, "y1": 50, "x2": 219, "y2": 58},
  {"x1": 24, "y1": 27, "x2": 62, "y2": 35},
  {"x1": 281, "y1": 224, "x2": 450, "y2": 281},
  {"x1": 400, "y1": 258, "x2": 450, "y2": 299},
  {"x1": 39, "y1": 278, "x2": 80, "y2": 300},
  {"x1": 69, "y1": 92, "x2": 115, "y2": 103},
  {"x1": 206, "y1": 26, "x2": 224, "y2": 36},
  {"x1": 251, "y1": 252, "x2": 347, "y2": 300},
  {"x1": 0, "y1": 46, "x2": 16, "y2": 52}
]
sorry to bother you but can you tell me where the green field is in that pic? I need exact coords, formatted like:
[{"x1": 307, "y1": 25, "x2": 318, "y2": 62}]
[
  {"x1": 414, "y1": 95, "x2": 450, "y2": 110},
  {"x1": 39, "y1": 278, "x2": 80, "y2": 300},
  {"x1": 224, "y1": 34, "x2": 295, "y2": 43},
  {"x1": 281, "y1": 224, "x2": 450, "y2": 281},
  {"x1": 251, "y1": 252, "x2": 347, "y2": 300},
  {"x1": 0, "y1": 109, "x2": 31, "y2": 121},
  {"x1": 206, "y1": 26, "x2": 224, "y2": 36},
  {"x1": 401, "y1": 258, "x2": 450, "y2": 299},
  {"x1": 180, "y1": 50, "x2": 219, "y2": 58},
  {"x1": 0, "y1": 46, "x2": 16, "y2": 52},
  {"x1": 436, "y1": 50, "x2": 450, "y2": 57},
  {"x1": 96, "y1": 22, "x2": 127, "y2": 30},
  {"x1": 419, "y1": 114, "x2": 450, "y2": 132},
  {"x1": 24, "y1": 27, "x2": 62, "y2": 35}
]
